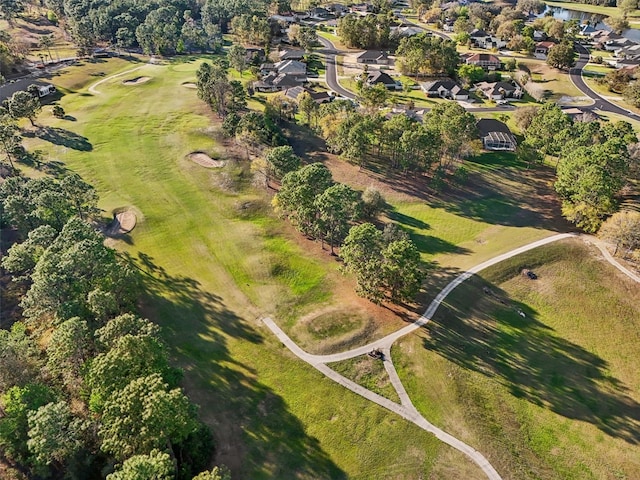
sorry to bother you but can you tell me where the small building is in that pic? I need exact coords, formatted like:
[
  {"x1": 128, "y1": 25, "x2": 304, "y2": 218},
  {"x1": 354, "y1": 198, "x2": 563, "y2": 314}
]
[
  {"x1": 475, "y1": 81, "x2": 522, "y2": 100},
  {"x1": 37, "y1": 84, "x2": 56, "y2": 97},
  {"x1": 254, "y1": 73, "x2": 304, "y2": 92},
  {"x1": 365, "y1": 71, "x2": 400, "y2": 89},
  {"x1": 278, "y1": 48, "x2": 305, "y2": 61},
  {"x1": 534, "y1": 41, "x2": 555, "y2": 59},
  {"x1": 420, "y1": 79, "x2": 469, "y2": 100},
  {"x1": 275, "y1": 59, "x2": 307, "y2": 77},
  {"x1": 356, "y1": 50, "x2": 390, "y2": 65},
  {"x1": 477, "y1": 119, "x2": 517, "y2": 151},
  {"x1": 465, "y1": 53, "x2": 501, "y2": 71},
  {"x1": 285, "y1": 86, "x2": 333, "y2": 103}
]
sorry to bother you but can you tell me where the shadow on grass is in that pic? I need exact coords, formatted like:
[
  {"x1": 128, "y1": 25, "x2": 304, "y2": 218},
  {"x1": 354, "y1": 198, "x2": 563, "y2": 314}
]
[
  {"x1": 24, "y1": 126, "x2": 92, "y2": 151},
  {"x1": 421, "y1": 267, "x2": 640, "y2": 445},
  {"x1": 128, "y1": 252, "x2": 346, "y2": 479}
]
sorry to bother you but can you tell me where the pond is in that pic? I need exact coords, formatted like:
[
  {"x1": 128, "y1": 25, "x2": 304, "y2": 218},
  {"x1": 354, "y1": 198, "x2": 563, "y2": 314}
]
[{"x1": 541, "y1": 6, "x2": 640, "y2": 42}]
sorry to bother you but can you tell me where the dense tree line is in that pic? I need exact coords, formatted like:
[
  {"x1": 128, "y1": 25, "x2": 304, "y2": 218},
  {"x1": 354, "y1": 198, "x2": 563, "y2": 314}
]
[
  {"x1": 337, "y1": 13, "x2": 396, "y2": 50},
  {"x1": 0, "y1": 174, "x2": 226, "y2": 479},
  {"x1": 518, "y1": 102, "x2": 637, "y2": 232},
  {"x1": 38, "y1": 0, "x2": 269, "y2": 54},
  {"x1": 395, "y1": 33, "x2": 459, "y2": 78}
]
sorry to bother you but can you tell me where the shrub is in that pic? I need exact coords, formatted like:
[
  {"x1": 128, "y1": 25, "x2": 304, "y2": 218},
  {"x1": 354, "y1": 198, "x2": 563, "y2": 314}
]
[{"x1": 52, "y1": 105, "x2": 65, "y2": 118}]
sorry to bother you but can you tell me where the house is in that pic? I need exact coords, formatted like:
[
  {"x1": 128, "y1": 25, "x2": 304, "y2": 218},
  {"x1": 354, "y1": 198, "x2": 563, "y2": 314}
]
[
  {"x1": 245, "y1": 47, "x2": 265, "y2": 63},
  {"x1": 350, "y1": 3, "x2": 374, "y2": 15},
  {"x1": 562, "y1": 107, "x2": 599, "y2": 122},
  {"x1": 420, "y1": 79, "x2": 469, "y2": 100},
  {"x1": 392, "y1": 25, "x2": 423, "y2": 37},
  {"x1": 285, "y1": 86, "x2": 333, "y2": 103},
  {"x1": 254, "y1": 73, "x2": 304, "y2": 92},
  {"x1": 275, "y1": 59, "x2": 307, "y2": 77},
  {"x1": 469, "y1": 29, "x2": 506, "y2": 50},
  {"x1": 365, "y1": 71, "x2": 400, "y2": 89},
  {"x1": 37, "y1": 84, "x2": 56, "y2": 97},
  {"x1": 616, "y1": 56, "x2": 640, "y2": 69},
  {"x1": 308, "y1": 7, "x2": 332, "y2": 19},
  {"x1": 475, "y1": 81, "x2": 522, "y2": 100},
  {"x1": 533, "y1": 30, "x2": 547, "y2": 41},
  {"x1": 534, "y1": 41, "x2": 555, "y2": 59},
  {"x1": 278, "y1": 48, "x2": 305, "y2": 60},
  {"x1": 356, "y1": 50, "x2": 390, "y2": 65},
  {"x1": 477, "y1": 119, "x2": 517, "y2": 151},
  {"x1": 260, "y1": 62, "x2": 276, "y2": 75},
  {"x1": 465, "y1": 53, "x2": 501, "y2": 70},
  {"x1": 580, "y1": 24, "x2": 597, "y2": 36},
  {"x1": 326, "y1": 3, "x2": 348, "y2": 16}
]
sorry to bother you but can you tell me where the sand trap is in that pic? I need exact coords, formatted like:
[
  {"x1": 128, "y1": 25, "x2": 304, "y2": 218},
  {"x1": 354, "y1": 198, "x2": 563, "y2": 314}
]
[
  {"x1": 188, "y1": 152, "x2": 226, "y2": 168},
  {"x1": 106, "y1": 210, "x2": 137, "y2": 236},
  {"x1": 122, "y1": 76, "x2": 151, "y2": 85},
  {"x1": 182, "y1": 82, "x2": 197, "y2": 89}
]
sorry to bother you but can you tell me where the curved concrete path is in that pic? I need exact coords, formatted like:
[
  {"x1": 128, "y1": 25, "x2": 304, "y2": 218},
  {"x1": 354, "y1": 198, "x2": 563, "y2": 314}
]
[{"x1": 263, "y1": 233, "x2": 579, "y2": 480}]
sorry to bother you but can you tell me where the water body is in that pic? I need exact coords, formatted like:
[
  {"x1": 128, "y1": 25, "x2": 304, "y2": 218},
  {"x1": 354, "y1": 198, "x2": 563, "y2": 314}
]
[{"x1": 541, "y1": 6, "x2": 640, "y2": 42}]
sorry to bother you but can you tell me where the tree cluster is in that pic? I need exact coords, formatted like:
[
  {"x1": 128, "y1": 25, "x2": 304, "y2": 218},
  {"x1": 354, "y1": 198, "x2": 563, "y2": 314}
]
[
  {"x1": 316, "y1": 100, "x2": 477, "y2": 175},
  {"x1": 0, "y1": 173, "x2": 223, "y2": 479},
  {"x1": 272, "y1": 162, "x2": 423, "y2": 303},
  {"x1": 337, "y1": 13, "x2": 396, "y2": 49},
  {"x1": 519, "y1": 103, "x2": 637, "y2": 231},
  {"x1": 395, "y1": 33, "x2": 459, "y2": 78}
]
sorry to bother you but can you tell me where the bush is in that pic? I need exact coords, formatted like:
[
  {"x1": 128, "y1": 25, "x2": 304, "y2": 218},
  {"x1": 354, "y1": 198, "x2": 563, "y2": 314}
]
[
  {"x1": 52, "y1": 105, "x2": 65, "y2": 118},
  {"x1": 47, "y1": 10, "x2": 58, "y2": 25}
]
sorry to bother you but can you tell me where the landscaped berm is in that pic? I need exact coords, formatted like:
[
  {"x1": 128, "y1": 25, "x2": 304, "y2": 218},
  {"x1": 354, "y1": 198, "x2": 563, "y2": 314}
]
[{"x1": 187, "y1": 151, "x2": 225, "y2": 168}]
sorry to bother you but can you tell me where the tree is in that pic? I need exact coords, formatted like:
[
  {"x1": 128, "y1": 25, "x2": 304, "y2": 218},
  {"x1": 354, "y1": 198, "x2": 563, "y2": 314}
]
[
  {"x1": 513, "y1": 106, "x2": 539, "y2": 132},
  {"x1": 340, "y1": 223, "x2": 385, "y2": 302},
  {"x1": 192, "y1": 466, "x2": 232, "y2": 480},
  {"x1": 1, "y1": 225, "x2": 57, "y2": 280},
  {"x1": 555, "y1": 141, "x2": 630, "y2": 231},
  {"x1": 99, "y1": 374, "x2": 198, "y2": 461},
  {"x1": 86, "y1": 334, "x2": 179, "y2": 412},
  {"x1": 264, "y1": 145, "x2": 300, "y2": 181},
  {"x1": 46, "y1": 317, "x2": 91, "y2": 389},
  {"x1": 52, "y1": 105, "x2": 65, "y2": 118},
  {"x1": 27, "y1": 401, "x2": 90, "y2": 471},
  {"x1": 0, "y1": 323, "x2": 41, "y2": 392},
  {"x1": 314, "y1": 183, "x2": 362, "y2": 253},
  {"x1": 618, "y1": 0, "x2": 638, "y2": 18},
  {"x1": 7, "y1": 90, "x2": 42, "y2": 127},
  {"x1": 107, "y1": 449, "x2": 175, "y2": 480},
  {"x1": 39, "y1": 35, "x2": 55, "y2": 63},
  {"x1": 424, "y1": 102, "x2": 477, "y2": 163},
  {"x1": 0, "y1": 0, "x2": 24, "y2": 26},
  {"x1": 361, "y1": 186, "x2": 385, "y2": 218},
  {"x1": 457, "y1": 64, "x2": 484, "y2": 85},
  {"x1": 135, "y1": 6, "x2": 181, "y2": 54},
  {"x1": 227, "y1": 44, "x2": 247, "y2": 76},
  {"x1": 298, "y1": 91, "x2": 318, "y2": 127},
  {"x1": 197, "y1": 61, "x2": 236, "y2": 118},
  {"x1": 599, "y1": 210, "x2": 640, "y2": 256},
  {"x1": 523, "y1": 102, "x2": 571, "y2": 156},
  {"x1": 273, "y1": 163, "x2": 334, "y2": 236},
  {"x1": 95, "y1": 313, "x2": 161, "y2": 350},
  {"x1": 357, "y1": 82, "x2": 389, "y2": 111},
  {"x1": 0, "y1": 383, "x2": 54, "y2": 463},
  {"x1": 0, "y1": 115, "x2": 22, "y2": 168},
  {"x1": 396, "y1": 33, "x2": 459, "y2": 78},
  {"x1": 546, "y1": 41, "x2": 576, "y2": 70},
  {"x1": 604, "y1": 16, "x2": 630, "y2": 34},
  {"x1": 381, "y1": 239, "x2": 423, "y2": 302},
  {"x1": 623, "y1": 81, "x2": 640, "y2": 107}
]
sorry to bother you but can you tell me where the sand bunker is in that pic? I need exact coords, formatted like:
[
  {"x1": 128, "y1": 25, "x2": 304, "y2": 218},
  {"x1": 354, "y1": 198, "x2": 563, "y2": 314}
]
[
  {"x1": 182, "y1": 82, "x2": 197, "y2": 89},
  {"x1": 188, "y1": 152, "x2": 226, "y2": 168},
  {"x1": 106, "y1": 210, "x2": 137, "y2": 236},
  {"x1": 122, "y1": 76, "x2": 151, "y2": 85}
]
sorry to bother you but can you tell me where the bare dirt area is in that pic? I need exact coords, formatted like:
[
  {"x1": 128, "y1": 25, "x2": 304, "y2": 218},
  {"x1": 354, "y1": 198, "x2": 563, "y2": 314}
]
[
  {"x1": 106, "y1": 210, "x2": 137, "y2": 236},
  {"x1": 188, "y1": 152, "x2": 226, "y2": 168},
  {"x1": 122, "y1": 76, "x2": 151, "y2": 85}
]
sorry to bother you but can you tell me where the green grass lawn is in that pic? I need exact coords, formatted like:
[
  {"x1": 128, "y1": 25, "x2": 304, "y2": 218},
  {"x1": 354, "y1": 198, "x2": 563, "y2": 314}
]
[
  {"x1": 329, "y1": 356, "x2": 400, "y2": 403},
  {"x1": 394, "y1": 239, "x2": 640, "y2": 480},
  {"x1": 545, "y1": 0, "x2": 640, "y2": 25},
  {"x1": 20, "y1": 55, "x2": 483, "y2": 479}
]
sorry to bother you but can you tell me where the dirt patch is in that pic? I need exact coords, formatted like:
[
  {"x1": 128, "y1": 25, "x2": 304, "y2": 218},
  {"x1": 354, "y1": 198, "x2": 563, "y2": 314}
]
[
  {"x1": 188, "y1": 152, "x2": 226, "y2": 168},
  {"x1": 106, "y1": 210, "x2": 137, "y2": 236},
  {"x1": 122, "y1": 76, "x2": 151, "y2": 85},
  {"x1": 182, "y1": 82, "x2": 197, "y2": 89}
]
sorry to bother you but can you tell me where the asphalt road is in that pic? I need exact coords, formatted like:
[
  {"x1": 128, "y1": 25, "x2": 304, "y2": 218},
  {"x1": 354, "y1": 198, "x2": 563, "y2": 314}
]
[
  {"x1": 317, "y1": 36, "x2": 357, "y2": 100},
  {"x1": 571, "y1": 43, "x2": 639, "y2": 119}
]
